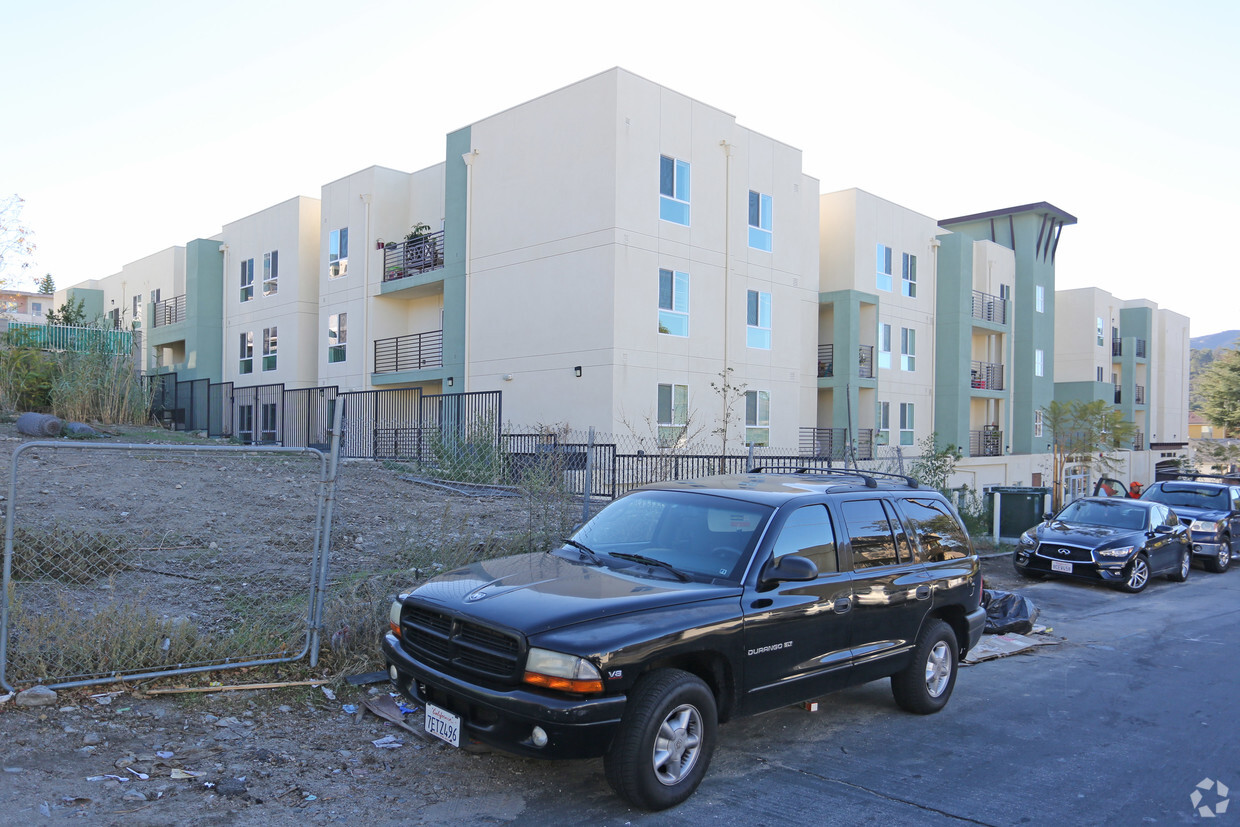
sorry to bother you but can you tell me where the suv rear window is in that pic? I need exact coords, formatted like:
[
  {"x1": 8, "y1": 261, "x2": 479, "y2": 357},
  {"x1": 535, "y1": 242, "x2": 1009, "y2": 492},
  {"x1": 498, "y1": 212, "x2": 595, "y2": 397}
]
[{"x1": 899, "y1": 498, "x2": 970, "y2": 562}]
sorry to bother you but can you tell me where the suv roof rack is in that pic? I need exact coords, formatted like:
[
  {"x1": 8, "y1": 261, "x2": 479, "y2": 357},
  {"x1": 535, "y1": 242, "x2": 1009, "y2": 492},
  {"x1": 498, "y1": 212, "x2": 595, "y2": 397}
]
[{"x1": 748, "y1": 466, "x2": 920, "y2": 490}]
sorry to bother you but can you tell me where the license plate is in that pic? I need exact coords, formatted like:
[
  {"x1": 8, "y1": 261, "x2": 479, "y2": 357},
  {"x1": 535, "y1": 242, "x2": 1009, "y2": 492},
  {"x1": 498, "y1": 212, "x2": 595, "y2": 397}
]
[
  {"x1": 1051, "y1": 560, "x2": 1073, "y2": 574},
  {"x1": 425, "y1": 703, "x2": 461, "y2": 748}
]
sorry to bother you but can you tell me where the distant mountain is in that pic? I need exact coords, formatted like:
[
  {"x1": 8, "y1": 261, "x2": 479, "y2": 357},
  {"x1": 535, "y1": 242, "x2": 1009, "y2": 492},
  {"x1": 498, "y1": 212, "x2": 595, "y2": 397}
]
[{"x1": 1191, "y1": 330, "x2": 1240, "y2": 350}]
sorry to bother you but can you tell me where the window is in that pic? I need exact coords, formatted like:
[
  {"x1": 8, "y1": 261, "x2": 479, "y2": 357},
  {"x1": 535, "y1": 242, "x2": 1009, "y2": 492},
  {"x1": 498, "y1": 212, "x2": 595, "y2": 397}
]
[
  {"x1": 659, "y1": 155, "x2": 690, "y2": 225},
  {"x1": 1035, "y1": 285, "x2": 1044, "y2": 313},
  {"x1": 260, "y1": 403, "x2": 278, "y2": 443},
  {"x1": 900, "y1": 327, "x2": 916, "y2": 371},
  {"x1": 745, "y1": 390, "x2": 770, "y2": 446},
  {"x1": 901, "y1": 253, "x2": 917, "y2": 297},
  {"x1": 746, "y1": 290, "x2": 771, "y2": 349},
  {"x1": 108, "y1": 308, "x2": 120, "y2": 329},
  {"x1": 657, "y1": 383, "x2": 689, "y2": 445},
  {"x1": 841, "y1": 499, "x2": 900, "y2": 568},
  {"x1": 240, "y1": 258, "x2": 254, "y2": 302},
  {"x1": 899, "y1": 402, "x2": 914, "y2": 446},
  {"x1": 1097, "y1": 366, "x2": 1104, "y2": 382},
  {"x1": 1035, "y1": 348, "x2": 1044, "y2": 377},
  {"x1": 1096, "y1": 317, "x2": 1104, "y2": 347},
  {"x1": 771, "y1": 505, "x2": 837, "y2": 573},
  {"x1": 878, "y1": 323, "x2": 892, "y2": 369},
  {"x1": 262, "y1": 326, "x2": 277, "y2": 371},
  {"x1": 237, "y1": 404, "x2": 254, "y2": 442},
  {"x1": 263, "y1": 251, "x2": 278, "y2": 296},
  {"x1": 876, "y1": 244, "x2": 893, "y2": 291},
  {"x1": 329, "y1": 228, "x2": 349, "y2": 278},
  {"x1": 877, "y1": 401, "x2": 890, "y2": 443},
  {"x1": 1034, "y1": 409, "x2": 1044, "y2": 438},
  {"x1": 328, "y1": 313, "x2": 347, "y2": 363},
  {"x1": 150, "y1": 288, "x2": 161, "y2": 304},
  {"x1": 239, "y1": 331, "x2": 254, "y2": 374},
  {"x1": 32, "y1": 301, "x2": 43, "y2": 318},
  {"x1": 748, "y1": 191, "x2": 772, "y2": 251},
  {"x1": 131, "y1": 296, "x2": 139, "y2": 317},
  {"x1": 658, "y1": 269, "x2": 689, "y2": 336},
  {"x1": 899, "y1": 499, "x2": 969, "y2": 562}
]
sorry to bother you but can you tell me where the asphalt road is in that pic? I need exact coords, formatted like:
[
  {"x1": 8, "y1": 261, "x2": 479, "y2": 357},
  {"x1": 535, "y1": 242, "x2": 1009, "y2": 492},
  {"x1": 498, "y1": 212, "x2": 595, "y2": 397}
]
[{"x1": 494, "y1": 562, "x2": 1240, "y2": 825}]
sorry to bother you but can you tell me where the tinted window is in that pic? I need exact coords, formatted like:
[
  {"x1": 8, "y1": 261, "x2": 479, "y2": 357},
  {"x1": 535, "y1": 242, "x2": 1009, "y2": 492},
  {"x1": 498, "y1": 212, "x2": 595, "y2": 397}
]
[
  {"x1": 840, "y1": 499, "x2": 900, "y2": 569},
  {"x1": 770, "y1": 505, "x2": 837, "y2": 573},
  {"x1": 1145, "y1": 484, "x2": 1227, "y2": 509},
  {"x1": 899, "y1": 498, "x2": 970, "y2": 562},
  {"x1": 1057, "y1": 500, "x2": 1148, "y2": 531}
]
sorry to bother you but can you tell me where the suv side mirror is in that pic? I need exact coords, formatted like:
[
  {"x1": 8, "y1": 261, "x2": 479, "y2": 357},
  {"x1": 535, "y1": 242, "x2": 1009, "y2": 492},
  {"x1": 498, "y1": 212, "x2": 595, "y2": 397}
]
[{"x1": 760, "y1": 554, "x2": 818, "y2": 588}]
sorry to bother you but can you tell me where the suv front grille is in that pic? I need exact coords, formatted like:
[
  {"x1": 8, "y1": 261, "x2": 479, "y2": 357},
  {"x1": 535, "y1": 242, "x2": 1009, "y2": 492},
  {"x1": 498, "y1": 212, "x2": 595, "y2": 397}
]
[{"x1": 399, "y1": 602, "x2": 523, "y2": 681}]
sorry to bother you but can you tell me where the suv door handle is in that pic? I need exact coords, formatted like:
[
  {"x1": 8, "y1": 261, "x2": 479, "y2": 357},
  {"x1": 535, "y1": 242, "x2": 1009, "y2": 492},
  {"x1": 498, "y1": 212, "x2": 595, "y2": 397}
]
[
  {"x1": 833, "y1": 598, "x2": 851, "y2": 614},
  {"x1": 915, "y1": 585, "x2": 931, "y2": 600}
]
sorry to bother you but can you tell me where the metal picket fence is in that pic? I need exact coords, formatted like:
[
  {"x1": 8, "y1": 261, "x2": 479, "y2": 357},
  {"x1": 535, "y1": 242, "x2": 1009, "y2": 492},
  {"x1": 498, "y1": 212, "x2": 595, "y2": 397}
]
[{"x1": 0, "y1": 436, "x2": 340, "y2": 691}]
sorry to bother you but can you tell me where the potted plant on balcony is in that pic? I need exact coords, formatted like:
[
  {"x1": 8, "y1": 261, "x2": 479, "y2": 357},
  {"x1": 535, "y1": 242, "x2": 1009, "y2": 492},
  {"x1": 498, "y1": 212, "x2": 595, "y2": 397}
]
[{"x1": 404, "y1": 223, "x2": 431, "y2": 241}]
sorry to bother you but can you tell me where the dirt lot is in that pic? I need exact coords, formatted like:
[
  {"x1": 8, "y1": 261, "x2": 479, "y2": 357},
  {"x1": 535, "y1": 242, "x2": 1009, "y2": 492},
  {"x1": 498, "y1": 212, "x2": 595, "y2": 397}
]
[{"x1": 0, "y1": 424, "x2": 1029, "y2": 825}]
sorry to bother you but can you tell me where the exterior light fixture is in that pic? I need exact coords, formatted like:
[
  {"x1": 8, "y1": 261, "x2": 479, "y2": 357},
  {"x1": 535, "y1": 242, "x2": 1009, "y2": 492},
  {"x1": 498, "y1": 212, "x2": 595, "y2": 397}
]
[
  {"x1": 447, "y1": 377, "x2": 454, "y2": 387},
  {"x1": 574, "y1": 366, "x2": 583, "y2": 378}
]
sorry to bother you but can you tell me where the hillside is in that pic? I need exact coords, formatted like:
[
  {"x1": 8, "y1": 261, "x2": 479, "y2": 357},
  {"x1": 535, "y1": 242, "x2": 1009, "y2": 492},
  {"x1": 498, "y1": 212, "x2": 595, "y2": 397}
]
[{"x1": 1191, "y1": 329, "x2": 1240, "y2": 350}]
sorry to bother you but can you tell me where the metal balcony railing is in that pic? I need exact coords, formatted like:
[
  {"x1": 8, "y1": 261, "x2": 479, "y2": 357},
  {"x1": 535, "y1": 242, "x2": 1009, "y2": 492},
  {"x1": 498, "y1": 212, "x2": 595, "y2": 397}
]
[
  {"x1": 815, "y1": 344, "x2": 874, "y2": 379},
  {"x1": 1112, "y1": 338, "x2": 1122, "y2": 356},
  {"x1": 1132, "y1": 431, "x2": 1145, "y2": 450},
  {"x1": 374, "y1": 329, "x2": 443, "y2": 374},
  {"x1": 1114, "y1": 385, "x2": 1122, "y2": 404},
  {"x1": 969, "y1": 427, "x2": 1003, "y2": 457},
  {"x1": 858, "y1": 345, "x2": 874, "y2": 378},
  {"x1": 798, "y1": 427, "x2": 873, "y2": 461},
  {"x1": 969, "y1": 360, "x2": 1004, "y2": 391},
  {"x1": 817, "y1": 344, "x2": 833, "y2": 378},
  {"x1": 153, "y1": 294, "x2": 187, "y2": 327},
  {"x1": 383, "y1": 231, "x2": 445, "y2": 282},
  {"x1": 971, "y1": 290, "x2": 1007, "y2": 324},
  {"x1": 1135, "y1": 384, "x2": 1145, "y2": 405},
  {"x1": 1135, "y1": 338, "x2": 1147, "y2": 358}
]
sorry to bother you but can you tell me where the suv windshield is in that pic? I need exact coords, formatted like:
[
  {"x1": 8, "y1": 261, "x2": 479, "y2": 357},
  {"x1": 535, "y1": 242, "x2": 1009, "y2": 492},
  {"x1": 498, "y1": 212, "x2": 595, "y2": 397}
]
[
  {"x1": 1056, "y1": 500, "x2": 1148, "y2": 531},
  {"x1": 570, "y1": 490, "x2": 773, "y2": 581},
  {"x1": 1144, "y1": 484, "x2": 1226, "y2": 509}
]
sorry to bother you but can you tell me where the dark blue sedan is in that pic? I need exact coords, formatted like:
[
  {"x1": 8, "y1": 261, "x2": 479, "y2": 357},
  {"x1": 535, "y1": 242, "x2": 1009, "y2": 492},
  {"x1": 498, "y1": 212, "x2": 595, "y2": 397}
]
[{"x1": 1013, "y1": 497, "x2": 1191, "y2": 592}]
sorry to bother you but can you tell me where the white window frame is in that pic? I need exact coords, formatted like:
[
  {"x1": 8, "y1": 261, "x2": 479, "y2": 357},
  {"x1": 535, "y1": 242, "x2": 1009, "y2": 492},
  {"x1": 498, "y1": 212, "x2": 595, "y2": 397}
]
[
  {"x1": 901, "y1": 253, "x2": 917, "y2": 298},
  {"x1": 239, "y1": 331, "x2": 253, "y2": 374},
  {"x1": 877, "y1": 401, "x2": 890, "y2": 444},
  {"x1": 900, "y1": 327, "x2": 916, "y2": 372},
  {"x1": 328, "y1": 313, "x2": 347, "y2": 363},
  {"x1": 899, "y1": 402, "x2": 915, "y2": 446},
  {"x1": 262, "y1": 326, "x2": 277, "y2": 371},
  {"x1": 878, "y1": 323, "x2": 892, "y2": 369},
  {"x1": 745, "y1": 389, "x2": 770, "y2": 447},
  {"x1": 1034, "y1": 409, "x2": 1044, "y2": 438},
  {"x1": 657, "y1": 383, "x2": 689, "y2": 445},
  {"x1": 747, "y1": 290, "x2": 771, "y2": 349},
  {"x1": 876, "y1": 244, "x2": 893, "y2": 291},
  {"x1": 1096, "y1": 317, "x2": 1104, "y2": 347},
  {"x1": 658, "y1": 269, "x2": 689, "y2": 337},
  {"x1": 240, "y1": 258, "x2": 254, "y2": 302},
  {"x1": 263, "y1": 250, "x2": 279, "y2": 296},
  {"x1": 748, "y1": 191, "x2": 772, "y2": 251},
  {"x1": 1035, "y1": 348, "x2": 1044, "y2": 377},
  {"x1": 329, "y1": 228, "x2": 349, "y2": 278},
  {"x1": 659, "y1": 155, "x2": 691, "y2": 226},
  {"x1": 1035, "y1": 284, "x2": 1044, "y2": 313}
]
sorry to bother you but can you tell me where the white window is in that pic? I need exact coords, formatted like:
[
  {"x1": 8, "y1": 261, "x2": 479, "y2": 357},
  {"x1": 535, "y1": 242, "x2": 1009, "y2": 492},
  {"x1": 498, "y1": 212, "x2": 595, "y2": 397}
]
[
  {"x1": 240, "y1": 258, "x2": 254, "y2": 302},
  {"x1": 901, "y1": 253, "x2": 917, "y2": 298},
  {"x1": 260, "y1": 403, "x2": 278, "y2": 443},
  {"x1": 328, "y1": 313, "x2": 347, "y2": 363},
  {"x1": 899, "y1": 402, "x2": 915, "y2": 446},
  {"x1": 1096, "y1": 317, "x2": 1104, "y2": 347},
  {"x1": 747, "y1": 290, "x2": 771, "y2": 349},
  {"x1": 900, "y1": 328, "x2": 916, "y2": 372},
  {"x1": 745, "y1": 390, "x2": 770, "y2": 446},
  {"x1": 329, "y1": 228, "x2": 349, "y2": 278},
  {"x1": 1097, "y1": 366, "x2": 1104, "y2": 382},
  {"x1": 263, "y1": 250, "x2": 279, "y2": 296},
  {"x1": 33, "y1": 301, "x2": 43, "y2": 318},
  {"x1": 658, "y1": 269, "x2": 689, "y2": 337},
  {"x1": 659, "y1": 155, "x2": 690, "y2": 225},
  {"x1": 239, "y1": 331, "x2": 253, "y2": 374},
  {"x1": 1035, "y1": 285, "x2": 1044, "y2": 313},
  {"x1": 657, "y1": 383, "x2": 689, "y2": 445},
  {"x1": 876, "y1": 244, "x2": 893, "y2": 291},
  {"x1": 1035, "y1": 348, "x2": 1044, "y2": 377},
  {"x1": 1034, "y1": 409, "x2": 1044, "y2": 438},
  {"x1": 878, "y1": 323, "x2": 892, "y2": 369},
  {"x1": 262, "y1": 326, "x2": 277, "y2": 371},
  {"x1": 748, "y1": 191, "x2": 772, "y2": 251},
  {"x1": 131, "y1": 296, "x2": 139, "y2": 318},
  {"x1": 877, "y1": 401, "x2": 890, "y2": 443}
]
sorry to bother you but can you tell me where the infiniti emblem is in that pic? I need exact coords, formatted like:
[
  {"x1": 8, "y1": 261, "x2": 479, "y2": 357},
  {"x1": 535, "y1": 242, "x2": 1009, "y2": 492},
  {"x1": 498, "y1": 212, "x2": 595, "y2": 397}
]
[{"x1": 1057, "y1": 549, "x2": 1072, "y2": 556}]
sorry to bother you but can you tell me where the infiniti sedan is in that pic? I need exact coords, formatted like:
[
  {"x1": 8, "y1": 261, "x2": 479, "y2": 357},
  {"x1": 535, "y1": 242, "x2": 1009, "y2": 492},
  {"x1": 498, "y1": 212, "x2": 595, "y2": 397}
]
[{"x1": 1013, "y1": 497, "x2": 1190, "y2": 592}]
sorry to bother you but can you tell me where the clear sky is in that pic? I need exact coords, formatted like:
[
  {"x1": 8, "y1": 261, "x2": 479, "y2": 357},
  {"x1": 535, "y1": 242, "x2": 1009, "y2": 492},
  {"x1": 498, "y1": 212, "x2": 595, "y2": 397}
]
[{"x1": 3, "y1": 0, "x2": 1236, "y2": 335}]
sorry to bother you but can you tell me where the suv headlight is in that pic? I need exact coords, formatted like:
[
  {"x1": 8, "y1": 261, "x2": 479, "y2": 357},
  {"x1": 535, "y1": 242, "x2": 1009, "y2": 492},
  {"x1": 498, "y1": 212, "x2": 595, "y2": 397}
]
[
  {"x1": 1190, "y1": 519, "x2": 1223, "y2": 534},
  {"x1": 388, "y1": 596, "x2": 406, "y2": 638},
  {"x1": 1096, "y1": 546, "x2": 1136, "y2": 558},
  {"x1": 524, "y1": 648, "x2": 604, "y2": 694}
]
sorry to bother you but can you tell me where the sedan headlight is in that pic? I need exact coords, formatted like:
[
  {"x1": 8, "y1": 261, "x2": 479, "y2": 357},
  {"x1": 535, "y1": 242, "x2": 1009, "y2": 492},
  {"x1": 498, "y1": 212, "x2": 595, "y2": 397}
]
[
  {"x1": 1190, "y1": 519, "x2": 1223, "y2": 534},
  {"x1": 1018, "y1": 530, "x2": 1035, "y2": 547},
  {"x1": 1096, "y1": 546, "x2": 1136, "y2": 558},
  {"x1": 524, "y1": 648, "x2": 604, "y2": 694}
]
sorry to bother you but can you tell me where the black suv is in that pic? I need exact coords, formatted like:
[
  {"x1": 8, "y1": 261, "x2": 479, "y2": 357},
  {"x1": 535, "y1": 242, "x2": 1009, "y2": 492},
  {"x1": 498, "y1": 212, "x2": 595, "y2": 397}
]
[
  {"x1": 1140, "y1": 473, "x2": 1240, "y2": 572},
  {"x1": 382, "y1": 470, "x2": 985, "y2": 810}
]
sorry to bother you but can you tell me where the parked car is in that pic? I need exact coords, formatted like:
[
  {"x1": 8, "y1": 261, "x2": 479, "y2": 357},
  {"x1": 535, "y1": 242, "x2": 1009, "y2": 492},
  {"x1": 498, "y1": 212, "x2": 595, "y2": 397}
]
[
  {"x1": 1139, "y1": 474, "x2": 1240, "y2": 573},
  {"x1": 382, "y1": 470, "x2": 985, "y2": 810},
  {"x1": 1013, "y1": 497, "x2": 1190, "y2": 591}
]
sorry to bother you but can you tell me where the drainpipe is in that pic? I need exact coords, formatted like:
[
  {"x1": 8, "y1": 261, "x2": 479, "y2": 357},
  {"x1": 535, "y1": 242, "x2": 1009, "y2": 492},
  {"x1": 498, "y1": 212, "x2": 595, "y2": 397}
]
[
  {"x1": 361, "y1": 194, "x2": 372, "y2": 384},
  {"x1": 462, "y1": 149, "x2": 478, "y2": 392},
  {"x1": 719, "y1": 139, "x2": 733, "y2": 451}
]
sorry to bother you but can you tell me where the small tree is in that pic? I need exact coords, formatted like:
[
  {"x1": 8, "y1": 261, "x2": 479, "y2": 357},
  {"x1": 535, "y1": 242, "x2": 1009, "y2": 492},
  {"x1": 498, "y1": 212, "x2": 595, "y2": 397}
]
[
  {"x1": 36, "y1": 273, "x2": 54, "y2": 294},
  {"x1": 46, "y1": 295, "x2": 87, "y2": 327},
  {"x1": 0, "y1": 195, "x2": 36, "y2": 285},
  {"x1": 1044, "y1": 399, "x2": 1137, "y2": 510},
  {"x1": 909, "y1": 433, "x2": 963, "y2": 493},
  {"x1": 709, "y1": 367, "x2": 748, "y2": 455},
  {"x1": 1200, "y1": 348, "x2": 1240, "y2": 437},
  {"x1": 1196, "y1": 440, "x2": 1240, "y2": 474}
]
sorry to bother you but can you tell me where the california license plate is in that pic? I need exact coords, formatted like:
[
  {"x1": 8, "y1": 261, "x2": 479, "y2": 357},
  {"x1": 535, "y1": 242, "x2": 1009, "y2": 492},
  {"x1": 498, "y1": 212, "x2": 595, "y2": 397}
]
[
  {"x1": 425, "y1": 703, "x2": 461, "y2": 747},
  {"x1": 1051, "y1": 560, "x2": 1073, "y2": 574}
]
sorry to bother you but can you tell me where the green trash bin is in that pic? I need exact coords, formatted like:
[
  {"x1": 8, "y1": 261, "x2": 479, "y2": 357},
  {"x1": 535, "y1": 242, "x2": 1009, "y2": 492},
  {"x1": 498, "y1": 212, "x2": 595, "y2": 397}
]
[{"x1": 986, "y1": 486, "x2": 1050, "y2": 540}]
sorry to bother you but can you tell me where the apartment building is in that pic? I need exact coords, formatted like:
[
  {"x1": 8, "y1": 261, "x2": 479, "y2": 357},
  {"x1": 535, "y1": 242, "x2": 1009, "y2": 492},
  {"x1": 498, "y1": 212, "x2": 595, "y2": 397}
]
[{"x1": 0, "y1": 289, "x2": 54, "y2": 325}]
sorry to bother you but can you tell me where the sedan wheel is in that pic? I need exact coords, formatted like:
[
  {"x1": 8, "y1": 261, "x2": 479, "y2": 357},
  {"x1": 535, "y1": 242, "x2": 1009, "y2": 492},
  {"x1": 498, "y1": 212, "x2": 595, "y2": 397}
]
[
  {"x1": 1120, "y1": 553, "x2": 1150, "y2": 593},
  {"x1": 1167, "y1": 546, "x2": 1190, "y2": 582}
]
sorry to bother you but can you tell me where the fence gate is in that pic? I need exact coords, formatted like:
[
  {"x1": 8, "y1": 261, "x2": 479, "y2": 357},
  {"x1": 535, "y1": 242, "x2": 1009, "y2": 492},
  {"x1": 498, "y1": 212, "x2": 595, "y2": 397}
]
[{"x1": 1, "y1": 440, "x2": 338, "y2": 691}]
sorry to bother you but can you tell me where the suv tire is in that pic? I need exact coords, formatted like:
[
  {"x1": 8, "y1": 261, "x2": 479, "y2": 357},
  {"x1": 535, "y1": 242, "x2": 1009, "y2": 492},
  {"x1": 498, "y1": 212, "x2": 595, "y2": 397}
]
[
  {"x1": 891, "y1": 619, "x2": 958, "y2": 714},
  {"x1": 1205, "y1": 536, "x2": 1231, "y2": 573},
  {"x1": 604, "y1": 669, "x2": 718, "y2": 811}
]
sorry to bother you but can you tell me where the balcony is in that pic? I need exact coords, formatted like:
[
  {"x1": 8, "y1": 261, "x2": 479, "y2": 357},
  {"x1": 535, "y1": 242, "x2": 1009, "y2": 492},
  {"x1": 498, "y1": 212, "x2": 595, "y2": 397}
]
[
  {"x1": 153, "y1": 294, "x2": 187, "y2": 327},
  {"x1": 817, "y1": 344, "x2": 833, "y2": 377},
  {"x1": 1112, "y1": 338, "x2": 1122, "y2": 356},
  {"x1": 970, "y1": 360, "x2": 1004, "y2": 391},
  {"x1": 1132, "y1": 430, "x2": 1145, "y2": 450},
  {"x1": 383, "y1": 232, "x2": 444, "y2": 282},
  {"x1": 1135, "y1": 338, "x2": 1147, "y2": 358},
  {"x1": 858, "y1": 345, "x2": 874, "y2": 378},
  {"x1": 816, "y1": 344, "x2": 874, "y2": 379},
  {"x1": 1135, "y1": 384, "x2": 1145, "y2": 404},
  {"x1": 969, "y1": 427, "x2": 1003, "y2": 457},
  {"x1": 971, "y1": 290, "x2": 1007, "y2": 325},
  {"x1": 799, "y1": 427, "x2": 873, "y2": 461},
  {"x1": 374, "y1": 329, "x2": 443, "y2": 375},
  {"x1": 1112, "y1": 338, "x2": 1149, "y2": 358},
  {"x1": 1114, "y1": 385, "x2": 1121, "y2": 404}
]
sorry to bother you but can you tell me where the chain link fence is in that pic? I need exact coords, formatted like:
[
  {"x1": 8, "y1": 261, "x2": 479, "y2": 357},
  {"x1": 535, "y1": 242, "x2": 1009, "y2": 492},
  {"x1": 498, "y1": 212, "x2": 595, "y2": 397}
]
[{"x1": 1, "y1": 440, "x2": 336, "y2": 691}]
